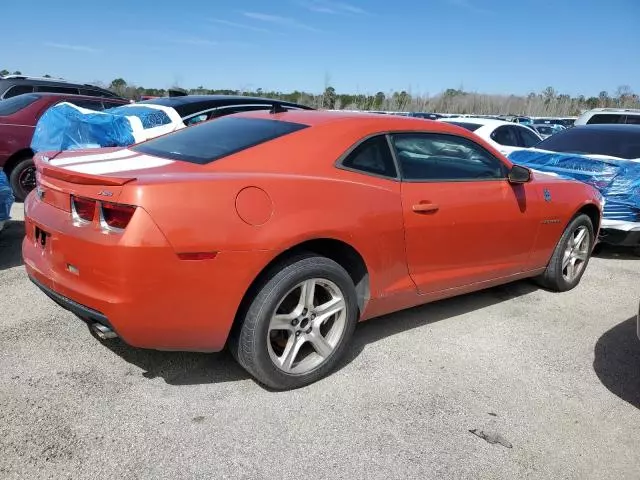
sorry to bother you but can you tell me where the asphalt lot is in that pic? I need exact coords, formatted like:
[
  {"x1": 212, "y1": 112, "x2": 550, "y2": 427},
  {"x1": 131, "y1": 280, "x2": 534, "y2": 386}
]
[{"x1": 1, "y1": 202, "x2": 639, "y2": 480}]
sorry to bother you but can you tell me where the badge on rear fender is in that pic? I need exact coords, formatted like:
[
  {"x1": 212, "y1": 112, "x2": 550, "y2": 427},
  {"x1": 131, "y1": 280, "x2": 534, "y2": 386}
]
[{"x1": 543, "y1": 188, "x2": 552, "y2": 202}]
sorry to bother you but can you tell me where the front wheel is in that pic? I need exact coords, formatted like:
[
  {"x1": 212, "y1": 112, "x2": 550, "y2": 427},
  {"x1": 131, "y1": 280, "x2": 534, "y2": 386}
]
[
  {"x1": 9, "y1": 156, "x2": 36, "y2": 202},
  {"x1": 535, "y1": 213, "x2": 594, "y2": 292},
  {"x1": 230, "y1": 254, "x2": 359, "y2": 390}
]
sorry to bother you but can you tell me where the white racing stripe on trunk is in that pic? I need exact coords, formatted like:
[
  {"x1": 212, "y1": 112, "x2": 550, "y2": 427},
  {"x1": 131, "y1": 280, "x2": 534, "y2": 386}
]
[
  {"x1": 50, "y1": 149, "x2": 138, "y2": 166},
  {"x1": 63, "y1": 155, "x2": 174, "y2": 174}
]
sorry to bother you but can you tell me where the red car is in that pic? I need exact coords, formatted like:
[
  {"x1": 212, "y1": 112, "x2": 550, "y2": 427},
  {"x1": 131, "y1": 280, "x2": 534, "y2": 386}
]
[
  {"x1": 0, "y1": 93, "x2": 129, "y2": 201},
  {"x1": 23, "y1": 110, "x2": 603, "y2": 390}
]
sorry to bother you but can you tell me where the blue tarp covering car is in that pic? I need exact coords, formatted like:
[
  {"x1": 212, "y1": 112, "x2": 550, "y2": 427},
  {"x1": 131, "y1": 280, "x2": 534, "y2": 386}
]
[
  {"x1": 31, "y1": 102, "x2": 185, "y2": 153},
  {"x1": 0, "y1": 171, "x2": 15, "y2": 231},
  {"x1": 508, "y1": 149, "x2": 640, "y2": 222}
]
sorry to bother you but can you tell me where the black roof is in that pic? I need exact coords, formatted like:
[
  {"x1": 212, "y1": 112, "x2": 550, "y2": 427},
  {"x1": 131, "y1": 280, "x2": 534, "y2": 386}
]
[{"x1": 138, "y1": 95, "x2": 314, "y2": 117}]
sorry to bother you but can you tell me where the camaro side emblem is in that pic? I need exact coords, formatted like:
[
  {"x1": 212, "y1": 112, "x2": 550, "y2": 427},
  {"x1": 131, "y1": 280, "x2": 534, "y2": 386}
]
[
  {"x1": 543, "y1": 188, "x2": 552, "y2": 202},
  {"x1": 98, "y1": 190, "x2": 114, "y2": 197}
]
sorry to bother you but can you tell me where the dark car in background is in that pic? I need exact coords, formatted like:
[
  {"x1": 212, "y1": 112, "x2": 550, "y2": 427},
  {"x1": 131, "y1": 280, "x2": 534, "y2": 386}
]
[
  {"x1": 0, "y1": 74, "x2": 124, "y2": 100},
  {"x1": 137, "y1": 94, "x2": 314, "y2": 126},
  {"x1": 508, "y1": 124, "x2": 640, "y2": 253},
  {"x1": 0, "y1": 93, "x2": 129, "y2": 200}
]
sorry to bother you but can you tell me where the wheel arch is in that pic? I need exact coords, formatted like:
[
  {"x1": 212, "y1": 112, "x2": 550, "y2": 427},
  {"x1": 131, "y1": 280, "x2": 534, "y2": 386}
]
[
  {"x1": 227, "y1": 237, "x2": 371, "y2": 346},
  {"x1": 575, "y1": 202, "x2": 601, "y2": 237},
  {"x1": 2, "y1": 148, "x2": 34, "y2": 175}
]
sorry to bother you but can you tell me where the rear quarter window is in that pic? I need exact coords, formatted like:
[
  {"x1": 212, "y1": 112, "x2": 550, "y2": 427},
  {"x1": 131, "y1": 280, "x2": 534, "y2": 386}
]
[
  {"x1": 131, "y1": 116, "x2": 309, "y2": 164},
  {"x1": 0, "y1": 93, "x2": 40, "y2": 115}
]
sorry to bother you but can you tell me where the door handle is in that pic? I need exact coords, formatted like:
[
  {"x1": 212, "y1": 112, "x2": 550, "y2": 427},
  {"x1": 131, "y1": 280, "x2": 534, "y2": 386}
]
[{"x1": 412, "y1": 202, "x2": 439, "y2": 213}]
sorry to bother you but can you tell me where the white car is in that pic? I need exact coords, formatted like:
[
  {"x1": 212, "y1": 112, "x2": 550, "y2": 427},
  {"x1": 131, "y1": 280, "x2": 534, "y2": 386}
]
[
  {"x1": 438, "y1": 117, "x2": 543, "y2": 156},
  {"x1": 574, "y1": 108, "x2": 640, "y2": 126}
]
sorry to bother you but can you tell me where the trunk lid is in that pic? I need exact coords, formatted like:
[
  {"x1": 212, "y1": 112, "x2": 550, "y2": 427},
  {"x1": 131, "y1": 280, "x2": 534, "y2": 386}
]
[{"x1": 34, "y1": 147, "x2": 193, "y2": 209}]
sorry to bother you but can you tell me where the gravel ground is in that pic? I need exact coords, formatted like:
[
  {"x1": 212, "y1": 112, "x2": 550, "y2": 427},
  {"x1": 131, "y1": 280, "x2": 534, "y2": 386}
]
[{"x1": 1, "y1": 202, "x2": 639, "y2": 480}]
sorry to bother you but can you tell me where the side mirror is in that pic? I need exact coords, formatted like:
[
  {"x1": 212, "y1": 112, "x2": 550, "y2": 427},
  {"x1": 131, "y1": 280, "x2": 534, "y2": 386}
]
[{"x1": 508, "y1": 164, "x2": 531, "y2": 184}]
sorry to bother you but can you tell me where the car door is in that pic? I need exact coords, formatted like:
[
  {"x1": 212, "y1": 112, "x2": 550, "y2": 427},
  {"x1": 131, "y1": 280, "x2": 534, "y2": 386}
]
[
  {"x1": 391, "y1": 132, "x2": 540, "y2": 294},
  {"x1": 490, "y1": 125, "x2": 521, "y2": 155}
]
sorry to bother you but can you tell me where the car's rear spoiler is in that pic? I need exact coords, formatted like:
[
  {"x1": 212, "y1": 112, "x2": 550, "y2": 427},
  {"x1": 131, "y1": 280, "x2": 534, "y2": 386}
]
[{"x1": 40, "y1": 166, "x2": 136, "y2": 186}]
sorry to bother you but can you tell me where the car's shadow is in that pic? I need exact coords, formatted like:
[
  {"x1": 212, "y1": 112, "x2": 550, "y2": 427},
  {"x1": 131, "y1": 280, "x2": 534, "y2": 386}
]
[
  {"x1": 593, "y1": 316, "x2": 640, "y2": 409},
  {"x1": 593, "y1": 244, "x2": 640, "y2": 260},
  {"x1": 0, "y1": 220, "x2": 25, "y2": 270},
  {"x1": 96, "y1": 280, "x2": 539, "y2": 387}
]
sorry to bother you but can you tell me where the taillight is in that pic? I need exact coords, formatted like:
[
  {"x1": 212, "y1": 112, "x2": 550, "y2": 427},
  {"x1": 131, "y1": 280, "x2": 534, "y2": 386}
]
[
  {"x1": 101, "y1": 202, "x2": 136, "y2": 230},
  {"x1": 71, "y1": 195, "x2": 96, "y2": 222}
]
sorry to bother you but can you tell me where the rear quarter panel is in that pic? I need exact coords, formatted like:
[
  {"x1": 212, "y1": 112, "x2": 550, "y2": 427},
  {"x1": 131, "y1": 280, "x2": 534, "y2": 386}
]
[{"x1": 118, "y1": 170, "x2": 409, "y2": 305}]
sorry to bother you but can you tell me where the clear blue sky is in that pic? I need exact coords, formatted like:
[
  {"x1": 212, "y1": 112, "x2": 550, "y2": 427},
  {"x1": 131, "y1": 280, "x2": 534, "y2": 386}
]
[{"x1": 3, "y1": 0, "x2": 639, "y2": 97}]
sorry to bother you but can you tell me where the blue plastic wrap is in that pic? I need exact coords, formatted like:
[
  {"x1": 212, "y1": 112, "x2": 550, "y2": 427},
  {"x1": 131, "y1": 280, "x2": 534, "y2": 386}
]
[
  {"x1": 508, "y1": 149, "x2": 640, "y2": 222},
  {"x1": 31, "y1": 103, "x2": 180, "y2": 153},
  {"x1": 0, "y1": 171, "x2": 14, "y2": 222},
  {"x1": 104, "y1": 105, "x2": 172, "y2": 129},
  {"x1": 31, "y1": 103, "x2": 135, "y2": 152}
]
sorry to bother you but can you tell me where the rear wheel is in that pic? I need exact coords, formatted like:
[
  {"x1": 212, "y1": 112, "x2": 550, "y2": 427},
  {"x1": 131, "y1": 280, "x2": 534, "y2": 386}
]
[
  {"x1": 535, "y1": 213, "x2": 594, "y2": 292},
  {"x1": 9, "y1": 156, "x2": 36, "y2": 202},
  {"x1": 230, "y1": 254, "x2": 358, "y2": 390}
]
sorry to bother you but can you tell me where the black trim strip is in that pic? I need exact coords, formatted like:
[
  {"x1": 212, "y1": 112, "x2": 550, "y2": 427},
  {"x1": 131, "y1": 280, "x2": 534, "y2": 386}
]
[{"x1": 29, "y1": 276, "x2": 113, "y2": 328}]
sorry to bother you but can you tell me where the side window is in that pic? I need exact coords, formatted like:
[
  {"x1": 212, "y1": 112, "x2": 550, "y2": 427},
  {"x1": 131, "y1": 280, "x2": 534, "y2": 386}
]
[
  {"x1": 68, "y1": 99, "x2": 104, "y2": 111},
  {"x1": 586, "y1": 114, "x2": 624, "y2": 124},
  {"x1": 102, "y1": 101, "x2": 126, "y2": 110},
  {"x1": 341, "y1": 135, "x2": 397, "y2": 178},
  {"x1": 3, "y1": 85, "x2": 34, "y2": 98},
  {"x1": 36, "y1": 85, "x2": 80, "y2": 95},
  {"x1": 391, "y1": 133, "x2": 507, "y2": 181},
  {"x1": 491, "y1": 125, "x2": 519, "y2": 146},
  {"x1": 80, "y1": 88, "x2": 109, "y2": 97},
  {"x1": 624, "y1": 115, "x2": 640, "y2": 125},
  {"x1": 517, "y1": 125, "x2": 542, "y2": 148},
  {"x1": 185, "y1": 113, "x2": 209, "y2": 126}
]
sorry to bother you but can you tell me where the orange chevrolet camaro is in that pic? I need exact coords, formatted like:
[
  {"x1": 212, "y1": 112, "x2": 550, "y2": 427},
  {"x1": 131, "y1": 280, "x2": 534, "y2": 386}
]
[{"x1": 23, "y1": 109, "x2": 603, "y2": 390}]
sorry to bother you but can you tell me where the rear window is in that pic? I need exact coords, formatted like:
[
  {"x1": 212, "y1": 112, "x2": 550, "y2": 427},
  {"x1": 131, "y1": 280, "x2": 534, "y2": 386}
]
[
  {"x1": 0, "y1": 93, "x2": 40, "y2": 116},
  {"x1": 445, "y1": 121, "x2": 483, "y2": 132},
  {"x1": 131, "y1": 116, "x2": 309, "y2": 164},
  {"x1": 535, "y1": 127, "x2": 640, "y2": 159}
]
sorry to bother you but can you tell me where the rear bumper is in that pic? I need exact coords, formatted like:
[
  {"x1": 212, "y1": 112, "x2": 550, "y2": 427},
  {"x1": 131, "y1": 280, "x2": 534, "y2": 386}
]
[
  {"x1": 23, "y1": 193, "x2": 274, "y2": 352},
  {"x1": 29, "y1": 275, "x2": 113, "y2": 328}
]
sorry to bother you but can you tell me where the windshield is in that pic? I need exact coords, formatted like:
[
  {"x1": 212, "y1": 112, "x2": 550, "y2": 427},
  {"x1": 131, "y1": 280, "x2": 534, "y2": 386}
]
[
  {"x1": 0, "y1": 93, "x2": 40, "y2": 116},
  {"x1": 131, "y1": 116, "x2": 309, "y2": 164},
  {"x1": 535, "y1": 127, "x2": 640, "y2": 159},
  {"x1": 444, "y1": 121, "x2": 483, "y2": 132}
]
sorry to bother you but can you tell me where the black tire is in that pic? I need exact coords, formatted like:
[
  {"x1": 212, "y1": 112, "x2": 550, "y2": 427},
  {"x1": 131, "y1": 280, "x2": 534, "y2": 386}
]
[
  {"x1": 535, "y1": 213, "x2": 594, "y2": 292},
  {"x1": 229, "y1": 254, "x2": 359, "y2": 390},
  {"x1": 9, "y1": 156, "x2": 36, "y2": 202}
]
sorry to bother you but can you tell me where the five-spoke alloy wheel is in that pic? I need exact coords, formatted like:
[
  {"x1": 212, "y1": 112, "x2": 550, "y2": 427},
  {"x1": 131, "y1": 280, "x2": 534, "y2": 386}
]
[
  {"x1": 536, "y1": 213, "x2": 595, "y2": 292},
  {"x1": 230, "y1": 254, "x2": 359, "y2": 390}
]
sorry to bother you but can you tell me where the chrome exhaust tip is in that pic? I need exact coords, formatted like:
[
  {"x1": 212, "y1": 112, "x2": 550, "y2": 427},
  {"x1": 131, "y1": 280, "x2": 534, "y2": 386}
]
[{"x1": 91, "y1": 323, "x2": 117, "y2": 340}]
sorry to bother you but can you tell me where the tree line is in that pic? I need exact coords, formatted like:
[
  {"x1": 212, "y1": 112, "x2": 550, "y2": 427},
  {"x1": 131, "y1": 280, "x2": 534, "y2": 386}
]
[
  {"x1": 2, "y1": 69, "x2": 639, "y2": 116},
  {"x1": 103, "y1": 78, "x2": 640, "y2": 117}
]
